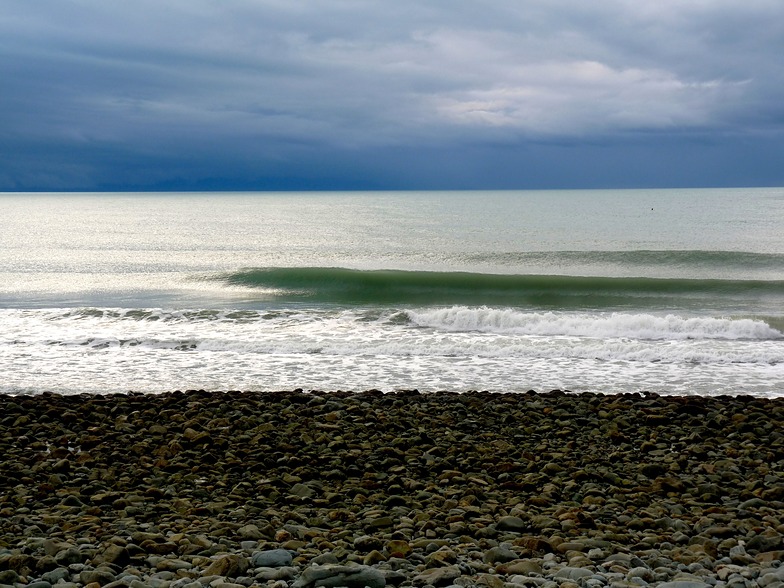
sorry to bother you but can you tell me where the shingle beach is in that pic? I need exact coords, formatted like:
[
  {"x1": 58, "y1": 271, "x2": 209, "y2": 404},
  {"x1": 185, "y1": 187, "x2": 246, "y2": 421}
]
[{"x1": 2, "y1": 390, "x2": 784, "y2": 588}]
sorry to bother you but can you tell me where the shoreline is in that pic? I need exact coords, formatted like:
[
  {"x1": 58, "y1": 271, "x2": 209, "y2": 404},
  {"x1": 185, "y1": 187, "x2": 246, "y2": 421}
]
[{"x1": 2, "y1": 389, "x2": 784, "y2": 588}]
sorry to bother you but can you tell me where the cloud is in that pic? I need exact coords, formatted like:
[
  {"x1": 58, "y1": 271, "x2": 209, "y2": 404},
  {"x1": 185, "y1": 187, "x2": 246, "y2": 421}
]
[
  {"x1": 428, "y1": 56, "x2": 745, "y2": 135},
  {"x1": 1, "y1": 0, "x2": 783, "y2": 189}
]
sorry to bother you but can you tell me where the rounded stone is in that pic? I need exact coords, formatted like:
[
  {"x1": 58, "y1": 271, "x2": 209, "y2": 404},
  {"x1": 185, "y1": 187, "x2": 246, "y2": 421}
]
[
  {"x1": 251, "y1": 549, "x2": 293, "y2": 568},
  {"x1": 496, "y1": 516, "x2": 527, "y2": 533},
  {"x1": 354, "y1": 535, "x2": 383, "y2": 553},
  {"x1": 484, "y1": 546, "x2": 518, "y2": 564},
  {"x1": 292, "y1": 565, "x2": 386, "y2": 588},
  {"x1": 79, "y1": 569, "x2": 116, "y2": 586}
]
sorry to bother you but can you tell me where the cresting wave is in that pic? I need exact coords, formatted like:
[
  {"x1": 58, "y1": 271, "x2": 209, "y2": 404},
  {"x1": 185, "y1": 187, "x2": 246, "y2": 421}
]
[
  {"x1": 404, "y1": 307, "x2": 784, "y2": 341},
  {"x1": 217, "y1": 266, "x2": 784, "y2": 310},
  {"x1": 6, "y1": 306, "x2": 781, "y2": 344}
]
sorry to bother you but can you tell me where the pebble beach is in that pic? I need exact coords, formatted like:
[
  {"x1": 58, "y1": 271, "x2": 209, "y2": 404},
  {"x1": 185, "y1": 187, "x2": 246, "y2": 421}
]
[{"x1": 2, "y1": 390, "x2": 784, "y2": 588}]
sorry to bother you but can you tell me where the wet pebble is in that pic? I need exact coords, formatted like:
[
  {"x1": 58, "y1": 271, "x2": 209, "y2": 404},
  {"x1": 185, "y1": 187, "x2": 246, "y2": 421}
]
[{"x1": 1, "y1": 390, "x2": 783, "y2": 588}]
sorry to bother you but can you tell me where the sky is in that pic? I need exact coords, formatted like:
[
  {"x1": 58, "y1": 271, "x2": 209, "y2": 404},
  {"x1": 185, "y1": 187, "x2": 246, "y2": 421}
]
[{"x1": 1, "y1": 1, "x2": 783, "y2": 191}]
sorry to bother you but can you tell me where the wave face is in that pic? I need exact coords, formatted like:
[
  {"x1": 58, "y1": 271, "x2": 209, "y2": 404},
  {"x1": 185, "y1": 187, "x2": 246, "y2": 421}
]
[{"x1": 218, "y1": 267, "x2": 784, "y2": 312}]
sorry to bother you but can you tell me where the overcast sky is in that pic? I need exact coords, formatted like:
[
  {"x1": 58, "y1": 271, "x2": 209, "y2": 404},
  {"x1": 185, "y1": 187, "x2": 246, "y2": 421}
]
[{"x1": 2, "y1": 1, "x2": 783, "y2": 191}]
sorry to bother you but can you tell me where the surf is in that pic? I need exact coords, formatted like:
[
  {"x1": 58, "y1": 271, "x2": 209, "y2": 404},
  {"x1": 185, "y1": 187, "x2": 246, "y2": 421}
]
[
  {"x1": 403, "y1": 307, "x2": 783, "y2": 341},
  {"x1": 215, "y1": 266, "x2": 784, "y2": 311}
]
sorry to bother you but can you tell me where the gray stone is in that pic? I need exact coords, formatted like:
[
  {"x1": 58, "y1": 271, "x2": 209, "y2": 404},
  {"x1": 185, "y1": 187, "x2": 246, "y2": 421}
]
[
  {"x1": 43, "y1": 540, "x2": 70, "y2": 557},
  {"x1": 529, "y1": 515, "x2": 559, "y2": 531},
  {"x1": 382, "y1": 570, "x2": 409, "y2": 586},
  {"x1": 100, "y1": 544, "x2": 131, "y2": 567},
  {"x1": 254, "y1": 567, "x2": 297, "y2": 581},
  {"x1": 760, "y1": 569, "x2": 784, "y2": 588},
  {"x1": 484, "y1": 546, "x2": 518, "y2": 564},
  {"x1": 312, "y1": 553, "x2": 340, "y2": 565},
  {"x1": 293, "y1": 565, "x2": 386, "y2": 588},
  {"x1": 0, "y1": 571, "x2": 18, "y2": 585},
  {"x1": 103, "y1": 579, "x2": 135, "y2": 588},
  {"x1": 508, "y1": 575, "x2": 547, "y2": 587},
  {"x1": 237, "y1": 524, "x2": 263, "y2": 540},
  {"x1": 34, "y1": 555, "x2": 58, "y2": 574},
  {"x1": 587, "y1": 548, "x2": 605, "y2": 560},
  {"x1": 41, "y1": 567, "x2": 70, "y2": 584},
  {"x1": 202, "y1": 554, "x2": 249, "y2": 578},
  {"x1": 166, "y1": 582, "x2": 199, "y2": 588},
  {"x1": 80, "y1": 568, "x2": 117, "y2": 586},
  {"x1": 554, "y1": 567, "x2": 594, "y2": 581},
  {"x1": 496, "y1": 560, "x2": 543, "y2": 576},
  {"x1": 412, "y1": 566, "x2": 462, "y2": 587},
  {"x1": 155, "y1": 559, "x2": 194, "y2": 572},
  {"x1": 290, "y1": 483, "x2": 316, "y2": 498},
  {"x1": 496, "y1": 516, "x2": 528, "y2": 533},
  {"x1": 738, "y1": 498, "x2": 768, "y2": 510},
  {"x1": 728, "y1": 543, "x2": 753, "y2": 564},
  {"x1": 476, "y1": 572, "x2": 507, "y2": 588},
  {"x1": 627, "y1": 567, "x2": 654, "y2": 582},
  {"x1": 747, "y1": 536, "x2": 783, "y2": 554},
  {"x1": 55, "y1": 547, "x2": 84, "y2": 566},
  {"x1": 251, "y1": 549, "x2": 293, "y2": 568},
  {"x1": 656, "y1": 583, "x2": 712, "y2": 588},
  {"x1": 366, "y1": 516, "x2": 394, "y2": 530},
  {"x1": 168, "y1": 582, "x2": 199, "y2": 588},
  {"x1": 354, "y1": 536, "x2": 383, "y2": 553},
  {"x1": 131, "y1": 532, "x2": 164, "y2": 545}
]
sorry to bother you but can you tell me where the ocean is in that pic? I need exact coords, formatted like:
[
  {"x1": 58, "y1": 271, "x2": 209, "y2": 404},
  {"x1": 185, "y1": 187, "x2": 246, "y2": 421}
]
[{"x1": 1, "y1": 188, "x2": 783, "y2": 397}]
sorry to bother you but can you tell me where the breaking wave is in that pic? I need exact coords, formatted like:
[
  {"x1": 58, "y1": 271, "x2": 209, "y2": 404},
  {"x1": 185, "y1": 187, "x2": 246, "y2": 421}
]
[{"x1": 215, "y1": 266, "x2": 784, "y2": 311}]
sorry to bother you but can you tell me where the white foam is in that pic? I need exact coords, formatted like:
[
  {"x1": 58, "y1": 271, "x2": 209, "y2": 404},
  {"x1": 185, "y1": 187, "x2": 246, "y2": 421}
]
[
  {"x1": 1, "y1": 307, "x2": 783, "y2": 396},
  {"x1": 405, "y1": 307, "x2": 783, "y2": 341}
]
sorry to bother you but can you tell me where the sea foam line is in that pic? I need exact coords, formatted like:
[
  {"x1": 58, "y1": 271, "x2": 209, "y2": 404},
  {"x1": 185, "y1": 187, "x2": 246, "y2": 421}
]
[
  {"x1": 3, "y1": 306, "x2": 782, "y2": 342},
  {"x1": 404, "y1": 307, "x2": 784, "y2": 341}
]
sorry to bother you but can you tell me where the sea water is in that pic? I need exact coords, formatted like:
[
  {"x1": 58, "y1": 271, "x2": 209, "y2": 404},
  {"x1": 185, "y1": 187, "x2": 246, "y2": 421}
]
[{"x1": 1, "y1": 189, "x2": 782, "y2": 396}]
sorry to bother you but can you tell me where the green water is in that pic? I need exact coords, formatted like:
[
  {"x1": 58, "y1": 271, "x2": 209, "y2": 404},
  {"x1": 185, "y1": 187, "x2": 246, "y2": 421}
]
[{"x1": 0, "y1": 188, "x2": 782, "y2": 396}]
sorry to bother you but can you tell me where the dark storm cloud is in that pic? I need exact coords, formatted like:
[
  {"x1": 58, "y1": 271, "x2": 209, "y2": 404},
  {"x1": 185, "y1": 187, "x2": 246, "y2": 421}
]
[{"x1": 1, "y1": 1, "x2": 783, "y2": 190}]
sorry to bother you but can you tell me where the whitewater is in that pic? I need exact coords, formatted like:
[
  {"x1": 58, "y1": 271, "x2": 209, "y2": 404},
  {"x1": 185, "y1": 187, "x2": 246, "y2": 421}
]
[{"x1": 1, "y1": 189, "x2": 783, "y2": 396}]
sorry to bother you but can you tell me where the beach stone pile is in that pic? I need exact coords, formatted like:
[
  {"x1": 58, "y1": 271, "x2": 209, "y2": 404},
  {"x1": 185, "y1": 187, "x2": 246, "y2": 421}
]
[{"x1": 2, "y1": 389, "x2": 784, "y2": 588}]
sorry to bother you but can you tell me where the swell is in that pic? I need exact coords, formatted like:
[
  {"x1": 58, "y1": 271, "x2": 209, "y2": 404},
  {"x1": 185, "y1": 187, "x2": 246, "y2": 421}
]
[
  {"x1": 463, "y1": 250, "x2": 784, "y2": 269},
  {"x1": 218, "y1": 267, "x2": 784, "y2": 310}
]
